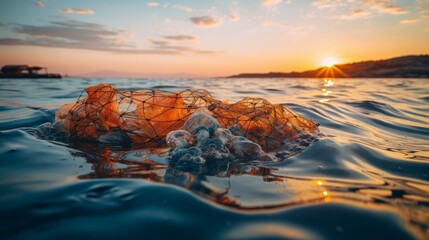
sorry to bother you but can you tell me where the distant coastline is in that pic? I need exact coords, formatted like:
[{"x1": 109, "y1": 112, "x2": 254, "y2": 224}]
[
  {"x1": 78, "y1": 70, "x2": 204, "y2": 79},
  {"x1": 227, "y1": 55, "x2": 429, "y2": 78}
]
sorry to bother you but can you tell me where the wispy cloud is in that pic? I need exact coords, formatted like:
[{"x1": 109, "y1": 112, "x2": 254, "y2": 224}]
[
  {"x1": 347, "y1": 0, "x2": 408, "y2": 14},
  {"x1": 190, "y1": 16, "x2": 221, "y2": 27},
  {"x1": 62, "y1": 8, "x2": 95, "y2": 14},
  {"x1": 164, "y1": 35, "x2": 197, "y2": 41},
  {"x1": 6, "y1": 20, "x2": 132, "y2": 49},
  {"x1": 148, "y1": 39, "x2": 169, "y2": 47},
  {"x1": 0, "y1": 20, "x2": 219, "y2": 55},
  {"x1": 315, "y1": 0, "x2": 410, "y2": 20},
  {"x1": 35, "y1": 2, "x2": 44, "y2": 7},
  {"x1": 313, "y1": 0, "x2": 409, "y2": 13},
  {"x1": 259, "y1": 18, "x2": 314, "y2": 35},
  {"x1": 400, "y1": 18, "x2": 421, "y2": 24},
  {"x1": 261, "y1": 0, "x2": 283, "y2": 6},
  {"x1": 312, "y1": 0, "x2": 342, "y2": 9},
  {"x1": 148, "y1": 39, "x2": 192, "y2": 51},
  {"x1": 335, "y1": 9, "x2": 371, "y2": 19},
  {"x1": 147, "y1": 37, "x2": 221, "y2": 54},
  {"x1": 147, "y1": 2, "x2": 159, "y2": 7},
  {"x1": 417, "y1": 5, "x2": 429, "y2": 18},
  {"x1": 169, "y1": 4, "x2": 193, "y2": 12},
  {"x1": 230, "y1": 13, "x2": 240, "y2": 22},
  {"x1": 0, "y1": 36, "x2": 179, "y2": 55},
  {"x1": 376, "y1": 5, "x2": 408, "y2": 15}
]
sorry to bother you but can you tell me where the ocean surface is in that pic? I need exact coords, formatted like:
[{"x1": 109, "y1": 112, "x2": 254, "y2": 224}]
[{"x1": 0, "y1": 78, "x2": 428, "y2": 239}]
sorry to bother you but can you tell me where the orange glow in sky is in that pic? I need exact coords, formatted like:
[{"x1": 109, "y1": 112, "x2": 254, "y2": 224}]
[{"x1": 0, "y1": 0, "x2": 428, "y2": 77}]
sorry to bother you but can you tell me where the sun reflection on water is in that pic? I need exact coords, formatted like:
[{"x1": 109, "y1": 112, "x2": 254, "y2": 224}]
[
  {"x1": 324, "y1": 79, "x2": 334, "y2": 87},
  {"x1": 319, "y1": 78, "x2": 335, "y2": 103}
]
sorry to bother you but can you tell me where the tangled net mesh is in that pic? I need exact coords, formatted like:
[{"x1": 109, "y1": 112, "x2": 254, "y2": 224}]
[{"x1": 54, "y1": 84, "x2": 319, "y2": 155}]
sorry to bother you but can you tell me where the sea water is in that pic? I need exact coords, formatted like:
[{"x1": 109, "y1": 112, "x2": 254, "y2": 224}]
[{"x1": 0, "y1": 78, "x2": 428, "y2": 239}]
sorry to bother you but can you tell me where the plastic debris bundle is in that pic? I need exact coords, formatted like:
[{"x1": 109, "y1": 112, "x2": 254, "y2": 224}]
[{"x1": 52, "y1": 83, "x2": 319, "y2": 161}]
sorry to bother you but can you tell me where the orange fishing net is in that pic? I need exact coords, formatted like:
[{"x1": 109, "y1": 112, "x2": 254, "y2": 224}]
[{"x1": 55, "y1": 83, "x2": 319, "y2": 152}]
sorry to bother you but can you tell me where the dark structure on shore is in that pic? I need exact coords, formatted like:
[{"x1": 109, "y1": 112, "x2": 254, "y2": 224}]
[{"x1": 0, "y1": 65, "x2": 61, "y2": 78}]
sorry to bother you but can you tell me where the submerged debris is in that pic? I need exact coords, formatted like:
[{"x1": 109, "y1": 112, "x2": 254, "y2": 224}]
[{"x1": 52, "y1": 83, "x2": 320, "y2": 162}]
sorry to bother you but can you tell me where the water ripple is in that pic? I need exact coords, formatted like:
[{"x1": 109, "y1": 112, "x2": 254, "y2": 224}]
[{"x1": 0, "y1": 78, "x2": 428, "y2": 239}]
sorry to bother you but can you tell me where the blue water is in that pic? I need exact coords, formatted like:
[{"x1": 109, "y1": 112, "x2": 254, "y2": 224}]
[{"x1": 0, "y1": 78, "x2": 428, "y2": 239}]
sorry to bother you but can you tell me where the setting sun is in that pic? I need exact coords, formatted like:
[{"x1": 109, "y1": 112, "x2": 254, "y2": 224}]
[{"x1": 322, "y1": 57, "x2": 340, "y2": 68}]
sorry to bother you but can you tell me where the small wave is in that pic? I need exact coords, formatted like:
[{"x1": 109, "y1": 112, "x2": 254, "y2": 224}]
[
  {"x1": 234, "y1": 90, "x2": 263, "y2": 94},
  {"x1": 0, "y1": 179, "x2": 419, "y2": 240},
  {"x1": 41, "y1": 87, "x2": 63, "y2": 91},
  {"x1": 149, "y1": 85, "x2": 190, "y2": 90},
  {"x1": 0, "y1": 106, "x2": 21, "y2": 112},
  {"x1": 263, "y1": 88, "x2": 284, "y2": 93},
  {"x1": 0, "y1": 108, "x2": 55, "y2": 130},
  {"x1": 290, "y1": 85, "x2": 312, "y2": 89},
  {"x1": 51, "y1": 91, "x2": 84, "y2": 99},
  {"x1": 368, "y1": 117, "x2": 429, "y2": 139},
  {"x1": 347, "y1": 100, "x2": 400, "y2": 116},
  {"x1": 0, "y1": 88, "x2": 20, "y2": 92},
  {"x1": 420, "y1": 96, "x2": 429, "y2": 102}
]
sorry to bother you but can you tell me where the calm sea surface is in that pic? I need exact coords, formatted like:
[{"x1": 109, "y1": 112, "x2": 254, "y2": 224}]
[{"x1": 0, "y1": 78, "x2": 428, "y2": 239}]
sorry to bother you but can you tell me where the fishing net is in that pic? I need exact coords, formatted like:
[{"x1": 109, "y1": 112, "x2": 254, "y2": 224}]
[{"x1": 54, "y1": 84, "x2": 319, "y2": 157}]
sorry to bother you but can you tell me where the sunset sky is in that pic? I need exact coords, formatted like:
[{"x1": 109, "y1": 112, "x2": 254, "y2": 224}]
[{"x1": 0, "y1": 0, "x2": 428, "y2": 77}]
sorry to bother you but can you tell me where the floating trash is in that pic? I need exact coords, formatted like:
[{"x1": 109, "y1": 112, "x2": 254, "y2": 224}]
[{"x1": 52, "y1": 83, "x2": 320, "y2": 162}]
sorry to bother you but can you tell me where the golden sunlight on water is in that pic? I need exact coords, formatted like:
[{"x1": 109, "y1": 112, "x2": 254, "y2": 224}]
[
  {"x1": 319, "y1": 78, "x2": 335, "y2": 103},
  {"x1": 323, "y1": 79, "x2": 334, "y2": 87}
]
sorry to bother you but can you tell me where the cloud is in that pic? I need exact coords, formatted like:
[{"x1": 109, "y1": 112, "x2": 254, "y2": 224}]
[
  {"x1": 230, "y1": 13, "x2": 240, "y2": 22},
  {"x1": 0, "y1": 20, "x2": 219, "y2": 55},
  {"x1": 314, "y1": 0, "x2": 408, "y2": 14},
  {"x1": 6, "y1": 20, "x2": 132, "y2": 50},
  {"x1": 35, "y1": 2, "x2": 44, "y2": 7},
  {"x1": 189, "y1": 16, "x2": 221, "y2": 27},
  {"x1": 417, "y1": 5, "x2": 429, "y2": 18},
  {"x1": 376, "y1": 5, "x2": 408, "y2": 15},
  {"x1": 62, "y1": 8, "x2": 95, "y2": 14},
  {"x1": 312, "y1": 0, "x2": 342, "y2": 9},
  {"x1": 350, "y1": 0, "x2": 409, "y2": 15},
  {"x1": 169, "y1": 4, "x2": 193, "y2": 12},
  {"x1": 261, "y1": 0, "x2": 283, "y2": 6},
  {"x1": 164, "y1": 35, "x2": 197, "y2": 41},
  {"x1": 193, "y1": 49, "x2": 223, "y2": 55},
  {"x1": 148, "y1": 40, "x2": 191, "y2": 51},
  {"x1": 147, "y1": 2, "x2": 159, "y2": 7},
  {"x1": 148, "y1": 39, "x2": 169, "y2": 47},
  {"x1": 314, "y1": 0, "x2": 410, "y2": 20},
  {"x1": 0, "y1": 37, "x2": 179, "y2": 55},
  {"x1": 258, "y1": 18, "x2": 314, "y2": 35},
  {"x1": 400, "y1": 18, "x2": 421, "y2": 24},
  {"x1": 147, "y1": 38, "x2": 220, "y2": 54},
  {"x1": 162, "y1": 3, "x2": 193, "y2": 12},
  {"x1": 335, "y1": 9, "x2": 371, "y2": 19}
]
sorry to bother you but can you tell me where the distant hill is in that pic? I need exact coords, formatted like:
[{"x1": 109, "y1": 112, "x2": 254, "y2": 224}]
[
  {"x1": 80, "y1": 70, "x2": 203, "y2": 79},
  {"x1": 228, "y1": 55, "x2": 429, "y2": 78}
]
